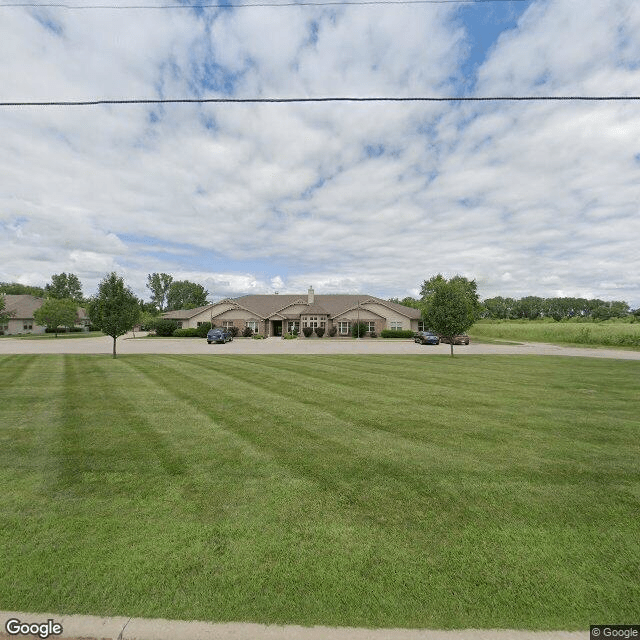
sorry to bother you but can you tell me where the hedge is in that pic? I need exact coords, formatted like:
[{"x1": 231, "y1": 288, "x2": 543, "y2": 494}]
[{"x1": 381, "y1": 329, "x2": 415, "y2": 338}]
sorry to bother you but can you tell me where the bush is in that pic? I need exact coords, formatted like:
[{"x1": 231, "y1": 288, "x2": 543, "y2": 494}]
[
  {"x1": 173, "y1": 328, "x2": 200, "y2": 337},
  {"x1": 153, "y1": 319, "x2": 179, "y2": 337},
  {"x1": 195, "y1": 322, "x2": 212, "y2": 338},
  {"x1": 315, "y1": 326, "x2": 325, "y2": 338},
  {"x1": 381, "y1": 329, "x2": 415, "y2": 339},
  {"x1": 228, "y1": 326, "x2": 239, "y2": 338},
  {"x1": 302, "y1": 326, "x2": 314, "y2": 337},
  {"x1": 242, "y1": 327, "x2": 254, "y2": 338},
  {"x1": 252, "y1": 334, "x2": 265, "y2": 339},
  {"x1": 351, "y1": 322, "x2": 368, "y2": 338},
  {"x1": 370, "y1": 331, "x2": 378, "y2": 338},
  {"x1": 328, "y1": 326, "x2": 337, "y2": 337}
]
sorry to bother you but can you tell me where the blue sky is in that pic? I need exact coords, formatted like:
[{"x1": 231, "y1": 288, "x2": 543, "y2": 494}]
[{"x1": 1, "y1": 0, "x2": 639, "y2": 307}]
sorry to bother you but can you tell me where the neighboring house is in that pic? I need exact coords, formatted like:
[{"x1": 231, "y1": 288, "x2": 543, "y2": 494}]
[
  {"x1": 163, "y1": 287, "x2": 422, "y2": 337},
  {"x1": 0, "y1": 295, "x2": 88, "y2": 335}
]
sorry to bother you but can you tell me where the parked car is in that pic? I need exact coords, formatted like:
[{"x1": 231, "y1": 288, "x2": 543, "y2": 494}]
[
  {"x1": 439, "y1": 334, "x2": 470, "y2": 345},
  {"x1": 207, "y1": 328, "x2": 233, "y2": 344},
  {"x1": 414, "y1": 331, "x2": 440, "y2": 345}
]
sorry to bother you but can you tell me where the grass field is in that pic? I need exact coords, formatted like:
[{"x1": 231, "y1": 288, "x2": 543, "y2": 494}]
[
  {"x1": 1, "y1": 354, "x2": 639, "y2": 629},
  {"x1": 470, "y1": 320, "x2": 640, "y2": 348}
]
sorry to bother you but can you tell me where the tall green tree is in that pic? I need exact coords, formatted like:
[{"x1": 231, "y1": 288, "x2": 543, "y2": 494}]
[
  {"x1": 45, "y1": 273, "x2": 83, "y2": 302},
  {"x1": 423, "y1": 275, "x2": 480, "y2": 356},
  {"x1": 166, "y1": 280, "x2": 209, "y2": 311},
  {"x1": 88, "y1": 273, "x2": 140, "y2": 358},
  {"x1": 33, "y1": 298, "x2": 78, "y2": 337},
  {"x1": 146, "y1": 273, "x2": 173, "y2": 312}
]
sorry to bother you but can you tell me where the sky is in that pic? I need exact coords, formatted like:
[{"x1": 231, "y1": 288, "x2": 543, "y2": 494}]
[{"x1": 1, "y1": 0, "x2": 639, "y2": 307}]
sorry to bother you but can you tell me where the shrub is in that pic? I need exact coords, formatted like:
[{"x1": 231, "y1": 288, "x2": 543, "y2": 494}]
[
  {"x1": 283, "y1": 333, "x2": 297, "y2": 339},
  {"x1": 242, "y1": 327, "x2": 254, "y2": 338},
  {"x1": 315, "y1": 326, "x2": 325, "y2": 338},
  {"x1": 381, "y1": 329, "x2": 415, "y2": 339},
  {"x1": 153, "y1": 319, "x2": 179, "y2": 336},
  {"x1": 370, "y1": 331, "x2": 378, "y2": 338},
  {"x1": 173, "y1": 328, "x2": 200, "y2": 337},
  {"x1": 328, "y1": 326, "x2": 337, "y2": 337},
  {"x1": 195, "y1": 322, "x2": 212, "y2": 338},
  {"x1": 351, "y1": 322, "x2": 368, "y2": 338},
  {"x1": 302, "y1": 326, "x2": 313, "y2": 337},
  {"x1": 228, "y1": 326, "x2": 239, "y2": 338},
  {"x1": 252, "y1": 334, "x2": 265, "y2": 339}
]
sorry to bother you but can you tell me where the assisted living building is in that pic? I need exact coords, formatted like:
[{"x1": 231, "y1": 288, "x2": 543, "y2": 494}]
[{"x1": 163, "y1": 287, "x2": 422, "y2": 337}]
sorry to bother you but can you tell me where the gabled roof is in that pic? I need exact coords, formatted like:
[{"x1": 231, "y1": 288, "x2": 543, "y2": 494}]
[
  {"x1": 208, "y1": 294, "x2": 421, "y2": 320},
  {"x1": 162, "y1": 304, "x2": 214, "y2": 320},
  {"x1": 3, "y1": 294, "x2": 44, "y2": 319}
]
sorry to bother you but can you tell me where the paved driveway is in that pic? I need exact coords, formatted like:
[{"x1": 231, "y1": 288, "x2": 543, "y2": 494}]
[{"x1": 0, "y1": 334, "x2": 639, "y2": 359}]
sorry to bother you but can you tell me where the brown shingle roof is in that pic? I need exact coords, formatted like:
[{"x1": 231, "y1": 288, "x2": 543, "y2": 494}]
[
  {"x1": 3, "y1": 295, "x2": 44, "y2": 319},
  {"x1": 231, "y1": 294, "x2": 421, "y2": 319}
]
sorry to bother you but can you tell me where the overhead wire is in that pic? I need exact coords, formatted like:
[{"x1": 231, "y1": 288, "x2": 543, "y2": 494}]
[{"x1": 1, "y1": 96, "x2": 639, "y2": 107}]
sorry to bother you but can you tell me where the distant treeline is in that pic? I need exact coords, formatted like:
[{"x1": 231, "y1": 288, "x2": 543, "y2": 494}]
[
  {"x1": 481, "y1": 296, "x2": 634, "y2": 321},
  {"x1": 391, "y1": 294, "x2": 638, "y2": 321}
]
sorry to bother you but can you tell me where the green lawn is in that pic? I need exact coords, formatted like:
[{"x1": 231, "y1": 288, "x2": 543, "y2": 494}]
[
  {"x1": 1, "y1": 354, "x2": 638, "y2": 629},
  {"x1": 0, "y1": 331, "x2": 104, "y2": 340}
]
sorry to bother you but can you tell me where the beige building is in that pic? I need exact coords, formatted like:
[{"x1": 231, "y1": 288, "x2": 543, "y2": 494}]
[
  {"x1": 163, "y1": 287, "x2": 422, "y2": 337},
  {"x1": 0, "y1": 294, "x2": 88, "y2": 335}
]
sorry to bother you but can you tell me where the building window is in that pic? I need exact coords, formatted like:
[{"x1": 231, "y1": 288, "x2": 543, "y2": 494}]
[
  {"x1": 418, "y1": 321, "x2": 427, "y2": 331},
  {"x1": 339, "y1": 321, "x2": 350, "y2": 335},
  {"x1": 365, "y1": 322, "x2": 375, "y2": 333},
  {"x1": 223, "y1": 321, "x2": 234, "y2": 329},
  {"x1": 247, "y1": 320, "x2": 259, "y2": 332},
  {"x1": 390, "y1": 321, "x2": 403, "y2": 331},
  {"x1": 23, "y1": 322, "x2": 33, "y2": 330},
  {"x1": 287, "y1": 321, "x2": 300, "y2": 333},
  {"x1": 176, "y1": 321, "x2": 183, "y2": 329},
  {"x1": 303, "y1": 316, "x2": 319, "y2": 328}
]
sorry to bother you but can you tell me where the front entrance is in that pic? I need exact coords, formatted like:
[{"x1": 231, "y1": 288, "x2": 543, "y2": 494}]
[{"x1": 272, "y1": 320, "x2": 283, "y2": 337}]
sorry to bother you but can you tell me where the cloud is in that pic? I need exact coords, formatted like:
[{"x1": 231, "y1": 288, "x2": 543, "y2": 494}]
[{"x1": 1, "y1": 0, "x2": 639, "y2": 307}]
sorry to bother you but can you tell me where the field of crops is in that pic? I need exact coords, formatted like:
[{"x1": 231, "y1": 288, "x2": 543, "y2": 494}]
[{"x1": 470, "y1": 320, "x2": 640, "y2": 348}]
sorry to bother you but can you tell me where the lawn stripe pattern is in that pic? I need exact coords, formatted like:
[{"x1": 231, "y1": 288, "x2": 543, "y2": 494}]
[{"x1": 0, "y1": 354, "x2": 638, "y2": 628}]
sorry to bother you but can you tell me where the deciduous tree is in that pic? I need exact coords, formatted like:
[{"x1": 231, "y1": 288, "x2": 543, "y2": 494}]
[
  {"x1": 45, "y1": 273, "x2": 83, "y2": 302},
  {"x1": 146, "y1": 273, "x2": 173, "y2": 312},
  {"x1": 33, "y1": 298, "x2": 78, "y2": 336},
  {"x1": 88, "y1": 273, "x2": 140, "y2": 358},
  {"x1": 166, "y1": 280, "x2": 209, "y2": 311},
  {"x1": 423, "y1": 275, "x2": 480, "y2": 356}
]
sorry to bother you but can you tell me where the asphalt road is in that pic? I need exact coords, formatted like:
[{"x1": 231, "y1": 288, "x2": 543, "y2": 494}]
[{"x1": 1, "y1": 333, "x2": 639, "y2": 359}]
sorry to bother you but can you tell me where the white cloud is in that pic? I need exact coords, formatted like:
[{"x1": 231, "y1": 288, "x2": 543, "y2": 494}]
[{"x1": 1, "y1": 0, "x2": 639, "y2": 307}]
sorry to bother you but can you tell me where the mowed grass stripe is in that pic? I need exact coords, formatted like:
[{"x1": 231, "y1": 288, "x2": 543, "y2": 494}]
[{"x1": 0, "y1": 355, "x2": 638, "y2": 628}]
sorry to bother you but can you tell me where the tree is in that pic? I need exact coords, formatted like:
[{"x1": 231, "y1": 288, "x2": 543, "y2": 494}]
[
  {"x1": 166, "y1": 280, "x2": 209, "y2": 311},
  {"x1": 88, "y1": 273, "x2": 140, "y2": 358},
  {"x1": 0, "y1": 282, "x2": 46, "y2": 297},
  {"x1": 33, "y1": 298, "x2": 78, "y2": 337},
  {"x1": 423, "y1": 275, "x2": 480, "y2": 356},
  {"x1": 0, "y1": 294, "x2": 14, "y2": 330},
  {"x1": 146, "y1": 273, "x2": 173, "y2": 312},
  {"x1": 45, "y1": 273, "x2": 83, "y2": 302}
]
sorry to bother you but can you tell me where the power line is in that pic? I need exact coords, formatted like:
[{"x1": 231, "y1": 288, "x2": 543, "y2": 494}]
[
  {"x1": 1, "y1": 96, "x2": 639, "y2": 106},
  {"x1": 0, "y1": 0, "x2": 530, "y2": 8}
]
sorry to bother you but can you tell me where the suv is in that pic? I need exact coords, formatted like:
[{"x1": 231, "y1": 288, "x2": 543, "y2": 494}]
[
  {"x1": 206, "y1": 328, "x2": 233, "y2": 344},
  {"x1": 414, "y1": 331, "x2": 440, "y2": 345}
]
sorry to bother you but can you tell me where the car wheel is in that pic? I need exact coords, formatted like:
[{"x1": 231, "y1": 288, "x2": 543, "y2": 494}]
[{"x1": 207, "y1": 341, "x2": 212, "y2": 344}]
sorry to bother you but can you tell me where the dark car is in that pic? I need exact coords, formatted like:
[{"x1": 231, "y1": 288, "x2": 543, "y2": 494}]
[
  {"x1": 439, "y1": 334, "x2": 470, "y2": 345},
  {"x1": 206, "y1": 328, "x2": 233, "y2": 344},
  {"x1": 414, "y1": 331, "x2": 440, "y2": 345}
]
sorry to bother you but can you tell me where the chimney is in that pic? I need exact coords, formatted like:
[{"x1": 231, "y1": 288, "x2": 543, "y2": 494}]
[{"x1": 308, "y1": 286, "x2": 314, "y2": 304}]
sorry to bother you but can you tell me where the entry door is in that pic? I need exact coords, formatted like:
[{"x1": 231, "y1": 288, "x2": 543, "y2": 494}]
[{"x1": 273, "y1": 320, "x2": 283, "y2": 336}]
